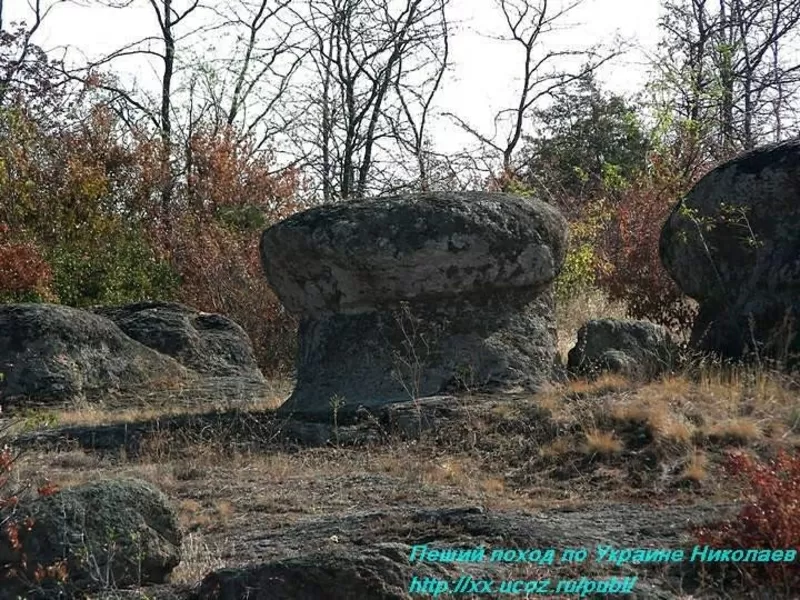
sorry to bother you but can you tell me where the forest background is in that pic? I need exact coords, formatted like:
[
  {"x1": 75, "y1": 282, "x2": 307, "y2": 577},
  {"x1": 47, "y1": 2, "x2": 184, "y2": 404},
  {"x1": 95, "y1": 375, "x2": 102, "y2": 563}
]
[{"x1": 2, "y1": 0, "x2": 799, "y2": 377}]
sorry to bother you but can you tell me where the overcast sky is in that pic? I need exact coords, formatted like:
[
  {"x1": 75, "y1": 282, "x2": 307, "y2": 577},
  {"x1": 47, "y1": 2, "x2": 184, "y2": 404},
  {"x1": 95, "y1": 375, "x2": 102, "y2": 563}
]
[{"x1": 8, "y1": 0, "x2": 665, "y2": 158}]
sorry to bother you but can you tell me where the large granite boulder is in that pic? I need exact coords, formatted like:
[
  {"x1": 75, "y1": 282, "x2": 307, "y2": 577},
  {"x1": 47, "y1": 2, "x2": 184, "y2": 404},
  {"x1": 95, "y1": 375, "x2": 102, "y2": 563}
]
[
  {"x1": 260, "y1": 191, "x2": 568, "y2": 418},
  {"x1": 568, "y1": 319, "x2": 678, "y2": 380},
  {"x1": 90, "y1": 301, "x2": 264, "y2": 380},
  {"x1": 660, "y1": 138, "x2": 800, "y2": 365},
  {"x1": 0, "y1": 303, "x2": 190, "y2": 406},
  {"x1": 0, "y1": 478, "x2": 182, "y2": 596}
]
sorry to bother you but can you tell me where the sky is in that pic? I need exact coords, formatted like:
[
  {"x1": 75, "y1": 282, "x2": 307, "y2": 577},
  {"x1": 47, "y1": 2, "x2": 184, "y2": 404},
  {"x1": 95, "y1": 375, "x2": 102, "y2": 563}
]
[{"x1": 8, "y1": 0, "x2": 666, "y2": 159}]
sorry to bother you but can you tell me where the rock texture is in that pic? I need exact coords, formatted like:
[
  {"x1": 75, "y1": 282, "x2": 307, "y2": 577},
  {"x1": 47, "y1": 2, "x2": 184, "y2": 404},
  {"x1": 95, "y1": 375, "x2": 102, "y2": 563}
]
[
  {"x1": 196, "y1": 543, "x2": 452, "y2": 600},
  {"x1": 0, "y1": 303, "x2": 190, "y2": 406},
  {"x1": 660, "y1": 138, "x2": 800, "y2": 365},
  {"x1": 0, "y1": 478, "x2": 182, "y2": 596},
  {"x1": 91, "y1": 301, "x2": 264, "y2": 380},
  {"x1": 568, "y1": 319, "x2": 678, "y2": 380},
  {"x1": 193, "y1": 504, "x2": 735, "y2": 600},
  {"x1": 260, "y1": 192, "x2": 568, "y2": 418}
]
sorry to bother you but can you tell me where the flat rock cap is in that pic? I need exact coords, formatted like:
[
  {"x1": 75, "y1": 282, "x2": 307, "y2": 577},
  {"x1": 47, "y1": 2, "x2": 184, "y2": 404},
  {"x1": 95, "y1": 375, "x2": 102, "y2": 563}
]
[{"x1": 260, "y1": 191, "x2": 567, "y2": 317}]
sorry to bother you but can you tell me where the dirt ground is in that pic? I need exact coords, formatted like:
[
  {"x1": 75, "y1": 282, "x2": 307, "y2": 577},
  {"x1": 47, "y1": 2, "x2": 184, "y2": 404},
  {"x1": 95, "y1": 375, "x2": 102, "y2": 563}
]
[{"x1": 4, "y1": 367, "x2": 799, "y2": 599}]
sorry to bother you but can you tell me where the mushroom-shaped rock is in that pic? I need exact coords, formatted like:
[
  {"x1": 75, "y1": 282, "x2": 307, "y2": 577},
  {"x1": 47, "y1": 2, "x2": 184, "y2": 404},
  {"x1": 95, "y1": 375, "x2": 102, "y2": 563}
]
[
  {"x1": 260, "y1": 191, "x2": 568, "y2": 418},
  {"x1": 660, "y1": 138, "x2": 800, "y2": 365}
]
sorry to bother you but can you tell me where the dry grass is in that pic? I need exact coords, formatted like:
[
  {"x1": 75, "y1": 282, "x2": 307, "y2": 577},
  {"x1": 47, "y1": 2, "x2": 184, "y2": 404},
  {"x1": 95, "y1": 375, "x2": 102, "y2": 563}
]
[
  {"x1": 539, "y1": 437, "x2": 573, "y2": 459},
  {"x1": 536, "y1": 373, "x2": 631, "y2": 426},
  {"x1": 44, "y1": 378, "x2": 292, "y2": 428},
  {"x1": 705, "y1": 418, "x2": 762, "y2": 445},
  {"x1": 564, "y1": 373, "x2": 631, "y2": 396},
  {"x1": 47, "y1": 450, "x2": 101, "y2": 470},
  {"x1": 611, "y1": 397, "x2": 696, "y2": 446},
  {"x1": 582, "y1": 430, "x2": 623, "y2": 457},
  {"x1": 534, "y1": 363, "x2": 795, "y2": 453},
  {"x1": 681, "y1": 452, "x2": 708, "y2": 483},
  {"x1": 169, "y1": 532, "x2": 228, "y2": 585}
]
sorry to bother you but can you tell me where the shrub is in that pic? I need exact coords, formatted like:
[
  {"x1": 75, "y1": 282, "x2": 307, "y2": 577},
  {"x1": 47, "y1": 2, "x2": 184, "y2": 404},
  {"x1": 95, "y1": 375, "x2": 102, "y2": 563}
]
[
  {"x1": 488, "y1": 168, "x2": 615, "y2": 307},
  {"x1": 0, "y1": 99, "x2": 302, "y2": 375},
  {"x1": 0, "y1": 88, "x2": 305, "y2": 375},
  {"x1": 45, "y1": 223, "x2": 180, "y2": 308},
  {"x1": 596, "y1": 151, "x2": 699, "y2": 333},
  {"x1": 692, "y1": 450, "x2": 800, "y2": 591},
  {"x1": 149, "y1": 128, "x2": 305, "y2": 377},
  {"x1": 0, "y1": 226, "x2": 57, "y2": 303},
  {"x1": 160, "y1": 213, "x2": 298, "y2": 377},
  {"x1": 0, "y1": 394, "x2": 66, "y2": 593},
  {"x1": 0, "y1": 104, "x2": 176, "y2": 308},
  {"x1": 554, "y1": 200, "x2": 614, "y2": 305}
]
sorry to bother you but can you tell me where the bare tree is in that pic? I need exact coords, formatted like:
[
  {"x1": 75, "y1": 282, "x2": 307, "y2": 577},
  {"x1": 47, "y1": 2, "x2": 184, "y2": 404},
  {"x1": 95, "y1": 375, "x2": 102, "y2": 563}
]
[
  {"x1": 655, "y1": 0, "x2": 800, "y2": 157},
  {"x1": 652, "y1": 0, "x2": 720, "y2": 177},
  {"x1": 56, "y1": 0, "x2": 205, "y2": 216},
  {"x1": 444, "y1": 0, "x2": 622, "y2": 186},
  {"x1": 288, "y1": 0, "x2": 451, "y2": 202},
  {"x1": 387, "y1": 0, "x2": 450, "y2": 192},
  {"x1": 728, "y1": 0, "x2": 800, "y2": 148},
  {"x1": 196, "y1": 0, "x2": 309, "y2": 148},
  {"x1": 0, "y1": 0, "x2": 71, "y2": 110}
]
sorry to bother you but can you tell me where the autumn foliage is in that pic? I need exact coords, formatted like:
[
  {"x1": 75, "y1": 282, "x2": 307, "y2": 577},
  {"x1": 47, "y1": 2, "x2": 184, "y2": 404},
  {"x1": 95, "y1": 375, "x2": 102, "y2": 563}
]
[
  {"x1": 593, "y1": 140, "x2": 717, "y2": 333},
  {"x1": 0, "y1": 95, "x2": 304, "y2": 375},
  {"x1": 151, "y1": 127, "x2": 305, "y2": 375},
  {"x1": 595, "y1": 151, "x2": 697, "y2": 332},
  {"x1": 692, "y1": 450, "x2": 800, "y2": 591},
  {"x1": 0, "y1": 226, "x2": 55, "y2": 303},
  {"x1": 0, "y1": 427, "x2": 67, "y2": 591}
]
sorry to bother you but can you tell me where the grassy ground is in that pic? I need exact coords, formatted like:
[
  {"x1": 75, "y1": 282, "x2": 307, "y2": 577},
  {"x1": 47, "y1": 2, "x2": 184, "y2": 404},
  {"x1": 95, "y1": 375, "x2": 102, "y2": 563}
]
[{"x1": 2, "y1": 290, "x2": 799, "y2": 598}]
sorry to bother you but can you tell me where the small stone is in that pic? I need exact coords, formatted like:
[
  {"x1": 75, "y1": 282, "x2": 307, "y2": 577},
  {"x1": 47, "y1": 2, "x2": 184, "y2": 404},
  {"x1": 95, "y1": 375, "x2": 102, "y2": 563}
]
[{"x1": 568, "y1": 319, "x2": 678, "y2": 380}]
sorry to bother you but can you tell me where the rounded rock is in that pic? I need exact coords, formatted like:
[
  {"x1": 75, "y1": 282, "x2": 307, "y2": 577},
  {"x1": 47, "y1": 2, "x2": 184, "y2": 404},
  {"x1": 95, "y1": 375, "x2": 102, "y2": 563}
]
[
  {"x1": 260, "y1": 191, "x2": 567, "y2": 318},
  {"x1": 660, "y1": 138, "x2": 800, "y2": 363}
]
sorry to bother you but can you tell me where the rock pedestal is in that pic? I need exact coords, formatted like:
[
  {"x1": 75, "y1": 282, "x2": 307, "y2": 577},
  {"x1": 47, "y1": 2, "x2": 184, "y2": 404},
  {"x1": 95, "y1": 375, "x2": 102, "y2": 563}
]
[{"x1": 260, "y1": 191, "x2": 568, "y2": 418}]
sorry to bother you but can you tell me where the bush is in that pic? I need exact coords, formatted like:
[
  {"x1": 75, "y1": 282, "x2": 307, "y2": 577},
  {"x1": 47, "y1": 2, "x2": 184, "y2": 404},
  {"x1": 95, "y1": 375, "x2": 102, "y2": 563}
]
[
  {"x1": 692, "y1": 450, "x2": 800, "y2": 591},
  {"x1": 0, "y1": 104, "x2": 177, "y2": 308},
  {"x1": 554, "y1": 200, "x2": 614, "y2": 305},
  {"x1": 486, "y1": 168, "x2": 614, "y2": 306},
  {"x1": 0, "y1": 392, "x2": 66, "y2": 593},
  {"x1": 596, "y1": 151, "x2": 699, "y2": 333},
  {"x1": 45, "y1": 223, "x2": 180, "y2": 308},
  {"x1": 159, "y1": 213, "x2": 297, "y2": 378},
  {"x1": 0, "y1": 100, "x2": 302, "y2": 375},
  {"x1": 148, "y1": 127, "x2": 304, "y2": 378},
  {"x1": 0, "y1": 225, "x2": 57, "y2": 303}
]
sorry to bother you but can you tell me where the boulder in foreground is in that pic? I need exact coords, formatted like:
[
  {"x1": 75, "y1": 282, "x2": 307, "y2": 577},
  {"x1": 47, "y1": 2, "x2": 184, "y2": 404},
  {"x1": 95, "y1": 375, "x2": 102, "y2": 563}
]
[{"x1": 0, "y1": 478, "x2": 182, "y2": 596}]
